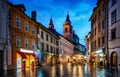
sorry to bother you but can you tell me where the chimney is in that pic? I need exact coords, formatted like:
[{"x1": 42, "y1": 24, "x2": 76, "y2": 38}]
[
  {"x1": 31, "y1": 11, "x2": 36, "y2": 21},
  {"x1": 14, "y1": 4, "x2": 26, "y2": 13}
]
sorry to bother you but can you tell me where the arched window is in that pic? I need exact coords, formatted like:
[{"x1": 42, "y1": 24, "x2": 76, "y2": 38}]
[
  {"x1": 16, "y1": 36, "x2": 21, "y2": 47},
  {"x1": 25, "y1": 22, "x2": 29, "y2": 32},
  {"x1": 16, "y1": 16, "x2": 21, "y2": 28},
  {"x1": 25, "y1": 39, "x2": 29, "y2": 48}
]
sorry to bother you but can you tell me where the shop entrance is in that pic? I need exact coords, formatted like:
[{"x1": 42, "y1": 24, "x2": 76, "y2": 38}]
[
  {"x1": 0, "y1": 51, "x2": 3, "y2": 73},
  {"x1": 111, "y1": 52, "x2": 117, "y2": 67}
]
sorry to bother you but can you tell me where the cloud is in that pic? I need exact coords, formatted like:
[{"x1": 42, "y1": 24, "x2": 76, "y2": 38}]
[{"x1": 8, "y1": 0, "x2": 97, "y2": 45}]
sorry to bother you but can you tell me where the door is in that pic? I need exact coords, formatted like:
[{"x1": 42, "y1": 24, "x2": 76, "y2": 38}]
[
  {"x1": 0, "y1": 51, "x2": 3, "y2": 72},
  {"x1": 111, "y1": 52, "x2": 117, "y2": 67}
]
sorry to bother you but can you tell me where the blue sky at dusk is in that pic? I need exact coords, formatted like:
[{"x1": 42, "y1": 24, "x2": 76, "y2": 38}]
[{"x1": 8, "y1": 0, "x2": 97, "y2": 45}]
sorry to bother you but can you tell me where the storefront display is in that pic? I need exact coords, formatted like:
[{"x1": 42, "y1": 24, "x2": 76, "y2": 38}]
[{"x1": 16, "y1": 49, "x2": 38, "y2": 69}]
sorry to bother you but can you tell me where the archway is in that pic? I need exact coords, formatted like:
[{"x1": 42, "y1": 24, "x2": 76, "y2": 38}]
[{"x1": 111, "y1": 52, "x2": 117, "y2": 67}]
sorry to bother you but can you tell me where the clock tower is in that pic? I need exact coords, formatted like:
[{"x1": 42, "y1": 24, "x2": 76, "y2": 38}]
[{"x1": 63, "y1": 13, "x2": 73, "y2": 42}]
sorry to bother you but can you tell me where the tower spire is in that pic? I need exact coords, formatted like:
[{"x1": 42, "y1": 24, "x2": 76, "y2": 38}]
[
  {"x1": 48, "y1": 16, "x2": 54, "y2": 28},
  {"x1": 66, "y1": 11, "x2": 70, "y2": 21},
  {"x1": 49, "y1": 16, "x2": 53, "y2": 25},
  {"x1": 64, "y1": 11, "x2": 71, "y2": 25}
]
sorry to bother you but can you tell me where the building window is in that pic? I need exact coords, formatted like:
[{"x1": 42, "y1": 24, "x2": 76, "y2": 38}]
[
  {"x1": 54, "y1": 39, "x2": 55, "y2": 45},
  {"x1": 111, "y1": 10, "x2": 116, "y2": 24},
  {"x1": 56, "y1": 48, "x2": 59, "y2": 55},
  {"x1": 25, "y1": 39, "x2": 29, "y2": 48},
  {"x1": 46, "y1": 44, "x2": 49, "y2": 52},
  {"x1": 102, "y1": 20, "x2": 105, "y2": 29},
  {"x1": 16, "y1": 17, "x2": 21, "y2": 28},
  {"x1": 50, "y1": 37, "x2": 53, "y2": 43},
  {"x1": 112, "y1": 0, "x2": 116, "y2": 6},
  {"x1": 92, "y1": 31, "x2": 94, "y2": 37},
  {"x1": 111, "y1": 28, "x2": 116, "y2": 40},
  {"x1": 98, "y1": 23, "x2": 101, "y2": 32},
  {"x1": 98, "y1": 38, "x2": 100, "y2": 47},
  {"x1": 25, "y1": 22, "x2": 29, "y2": 32},
  {"x1": 94, "y1": 40, "x2": 96, "y2": 49},
  {"x1": 102, "y1": 36, "x2": 105, "y2": 45},
  {"x1": 16, "y1": 36, "x2": 21, "y2": 47},
  {"x1": 102, "y1": 4, "x2": 105, "y2": 11},
  {"x1": 65, "y1": 28, "x2": 68, "y2": 32},
  {"x1": 32, "y1": 41, "x2": 36, "y2": 50},
  {"x1": 98, "y1": 9, "x2": 101, "y2": 16},
  {"x1": 46, "y1": 34, "x2": 48, "y2": 41},
  {"x1": 50, "y1": 46, "x2": 53, "y2": 53},
  {"x1": 94, "y1": 28, "x2": 96, "y2": 36},
  {"x1": 41, "y1": 43, "x2": 44, "y2": 51},
  {"x1": 56, "y1": 41, "x2": 58, "y2": 45},
  {"x1": 41, "y1": 31, "x2": 44, "y2": 39},
  {"x1": 32, "y1": 27, "x2": 35, "y2": 34}
]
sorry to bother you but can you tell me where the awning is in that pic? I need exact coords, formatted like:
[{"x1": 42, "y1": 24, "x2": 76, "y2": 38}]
[
  {"x1": 31, "y1": 53, "x2": 38, "y2": 59},
  {"x1": 17, "y1": 51, "x2": 27, "y2": 59}
]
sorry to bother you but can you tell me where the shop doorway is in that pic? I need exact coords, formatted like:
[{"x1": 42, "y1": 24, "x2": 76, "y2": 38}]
[
  {"x1": 0, "y1": 51, "x2": 3, "y2": 72},
  {"x1": 111, "y1": 52, "x2": 117, "y2": 68}
]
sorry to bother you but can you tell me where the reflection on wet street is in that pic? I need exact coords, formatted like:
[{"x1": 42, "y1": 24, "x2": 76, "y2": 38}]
[{"x1": 1, "y1": 63, "x2": 120, "y2": 77}]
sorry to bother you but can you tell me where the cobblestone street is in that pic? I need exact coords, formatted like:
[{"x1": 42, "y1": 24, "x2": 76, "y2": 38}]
[{"x1": 1, "y1": 63, "x2": 120, "y2": 77}]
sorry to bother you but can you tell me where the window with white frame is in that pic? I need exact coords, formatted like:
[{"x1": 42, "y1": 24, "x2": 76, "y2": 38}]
[
  {"x1": 111, "y1": 10, "x2": 116, "y2": 24},
  {"x1": 32, "y1": 27, "x2": 35, "y2": 34},
  {"x1": 25, "y1": 22, "x2": 29, "y2": 32},
  {"x1": 41, "y1": 31, "x2": 44, "y2": 39},
  {"x1": 25, "y1": 39, "x2": 29, "y2": 48},
  {"x1": 16, "y1": 16, "x2": 21, "y2": 28},
  {"x1": 32, "y1": 41, "x2": 36, "y2": 50},
  {"x1": 16, "y1": 36, "x2": 21, "y2": 47}
]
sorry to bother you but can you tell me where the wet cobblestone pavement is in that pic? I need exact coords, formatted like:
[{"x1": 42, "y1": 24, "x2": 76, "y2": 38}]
[{"x1": 1, "y1": 63, "x2": 120, "y2": 77}]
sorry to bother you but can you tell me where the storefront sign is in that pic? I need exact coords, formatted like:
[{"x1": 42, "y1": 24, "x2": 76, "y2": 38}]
[
  {"x1": 20, "y1": 48, "x2": 33, "y2": 53},
  {"x1": 96, "y1": 49, "x2": 105, "y2": 57},
  {"x1": 96, "y1": 49, "x2": 102, "y2": 54}
]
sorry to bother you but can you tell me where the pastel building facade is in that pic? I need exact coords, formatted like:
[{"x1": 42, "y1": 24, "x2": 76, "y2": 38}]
[
  {"x1": 38, "y1": 23, "x2": 59, "y2": 65},
  {"x1": 108, "y1": 0, "x2": 120, "y2": 68}
]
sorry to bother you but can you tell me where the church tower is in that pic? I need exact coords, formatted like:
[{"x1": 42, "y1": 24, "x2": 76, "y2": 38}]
[{"x1": 63, "y1": 13, "x2": 73, "y2": 42}]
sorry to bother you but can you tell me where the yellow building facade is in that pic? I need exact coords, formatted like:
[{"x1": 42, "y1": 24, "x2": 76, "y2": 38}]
[{"x1": 8, "y1": 3, "x2": 38, "y2": 69}]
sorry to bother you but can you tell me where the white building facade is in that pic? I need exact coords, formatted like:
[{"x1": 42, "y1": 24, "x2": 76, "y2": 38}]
[
  {"x1": 59, "y1": 36, "x2": 74, "y2": 63},
  {"x1": 38, "y1": 24, "x2": 59, "y2": 65},
  {"x1": 108, "y1": 0, "x2": 120, "y2": 68}
]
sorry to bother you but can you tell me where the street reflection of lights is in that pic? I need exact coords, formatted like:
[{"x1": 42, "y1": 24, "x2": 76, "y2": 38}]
[
  {"x1": 87, "y1": 64, "x2": 91, "y2": 76},
  {"x1": 73, "y1": 64, "x2": 77, "y2": 77},
  {"x1": 67, "y1": 63, "x2": 72, "y2": 74},
  {"x1": 96, "y1": 69, "x2": 106, "y2": 77},
  {"x1": 77, "y1": 65, "x2": 84, "y2": 77},
  {"x1": 72, "y1": 64, "x2": 84, "y2": 77},
  {"x1": 30, "y1": 68, "x2": 36, "y2": 77},
  {"x1": 60, "y1": 64, "x2": 63, "y2": 77},
  {"x1": 37, "y1": 69, "x2": 44, "y2": 77},
  {"x1": 51, "y1": 65, "x2": 56, "y2": 77},
  {"x1": 17, "y1": 69, "x2": 22, "y2": 77}
]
